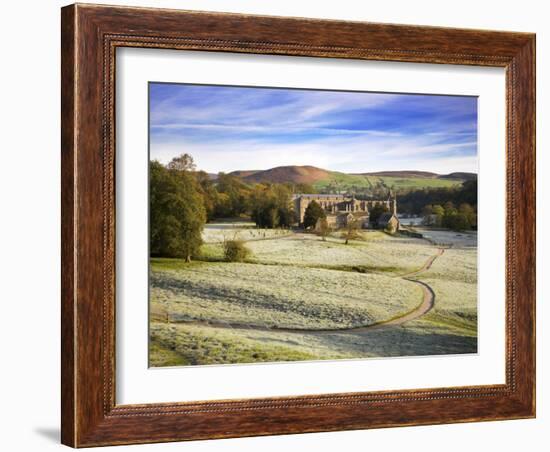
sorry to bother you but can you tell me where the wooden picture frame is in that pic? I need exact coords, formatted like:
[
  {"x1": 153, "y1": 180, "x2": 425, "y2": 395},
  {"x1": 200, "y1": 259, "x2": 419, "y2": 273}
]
[{"x1": 61, "y1": 3, "x2": 535, "y2": 447}]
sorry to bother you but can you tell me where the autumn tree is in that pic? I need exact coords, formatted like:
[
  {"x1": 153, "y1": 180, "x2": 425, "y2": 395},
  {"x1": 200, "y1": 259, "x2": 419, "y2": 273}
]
[
  {"x1": 195, "y1": 170, "x2": 219, "y2": 221},
  {"x1": 222, "y1": 238, "x2": 251, "y2": 262},
  {"x1": 214, "y1": 173, "x2": 251, "y2": 218},
  {"x1": 342, "y1": 218, "x2": 360, "y2": 245},
  {"x1": 459, "y1": 203, "x2": 477, "y2": 228},
  {"x1": 431, "y1": 204, "x2": 445, "y2": 226},
  {"x1": 166, "y1": 153, "x2": 196, "y2": 172},
  {"x1": 317, "y1": 217, "x2": 331, "y2": 241},
  {"x1": 149, "y1": 160, "x2": 206, "y2": 261}
]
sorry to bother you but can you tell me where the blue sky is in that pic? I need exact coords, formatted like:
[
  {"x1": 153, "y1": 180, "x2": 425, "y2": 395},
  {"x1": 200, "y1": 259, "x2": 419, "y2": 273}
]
[{"x1": 149, "y1": 83, "x2": 478, "y2": 174}]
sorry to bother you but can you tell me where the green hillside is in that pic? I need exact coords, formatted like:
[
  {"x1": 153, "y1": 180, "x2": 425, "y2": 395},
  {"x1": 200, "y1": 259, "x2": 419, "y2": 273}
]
[
  {"x1": 313, "y1": 172, "x2": 462, "y2": 193},
  {"x1": 225, "y1": 165, "x2": 472, "y2": 193},
  {"x1": 367, "y1": 175, "x2": 462, "y2": 190},
  {"x1": 313, "y1": 172, "x2": 372, "y2": 190}
]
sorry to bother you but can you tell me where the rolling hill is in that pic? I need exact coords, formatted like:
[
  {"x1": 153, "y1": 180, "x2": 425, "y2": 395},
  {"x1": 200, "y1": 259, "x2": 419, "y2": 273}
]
[
  {"x1": 355, "y1": 170, "x2": 440, "y2": 179},
  {"x1": 230, "y1": 165, "x2": 332, "y2": 185},
  {"x1": 224, "y1": 165, "x2": 476, "y2": 192},
  {"x1": 439, "y1": 172, "x2": 477, "y2": 181},
  {"x1": 228, "y1": 170, "x2": 261, "y2": 179}
]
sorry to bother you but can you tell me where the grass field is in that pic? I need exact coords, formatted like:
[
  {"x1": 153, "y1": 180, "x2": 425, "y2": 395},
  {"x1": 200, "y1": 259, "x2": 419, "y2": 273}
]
[
  {"x1": 150, "y1": 224, "x2": 477, "y2": 366},
  {"x1": 150, "y1": 260, "x2": 422, "y2": 329},
  {"x1": 312, "y1": 172, "x2": 463, "y2": 192},
  {"x1": 202, "y1": 221, "x2": 290, "y2": 243},
  {"x1": 367, "y1": 175, "x2": 462, "y2": 190},
  {"x1": 245, "y1": 231, "x2": 434, "y2": 274}
]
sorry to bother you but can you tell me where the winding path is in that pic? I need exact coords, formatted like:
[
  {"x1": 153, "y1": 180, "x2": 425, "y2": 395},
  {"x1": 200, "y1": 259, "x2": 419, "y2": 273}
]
[{"x1": 172, "y1": 248, "x2": 445, "y2": 334}]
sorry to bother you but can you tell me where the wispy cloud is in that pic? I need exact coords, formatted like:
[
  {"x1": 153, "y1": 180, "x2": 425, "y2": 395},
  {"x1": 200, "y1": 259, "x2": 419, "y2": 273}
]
[{"x1": 149, "y1": 83, "x2": 478, "y2": 174}]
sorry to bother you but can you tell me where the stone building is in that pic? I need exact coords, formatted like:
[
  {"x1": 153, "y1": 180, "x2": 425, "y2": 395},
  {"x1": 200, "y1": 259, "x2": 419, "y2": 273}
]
[
  {"x1": 292, "y1": 193, "x2": 398, "y2": 230},
  {"x1": 377, "y1": 212, "x2": 400, "y2": 234},
  {"x1": 316, "y1": 211, "x2": 369, "y2": 231}
]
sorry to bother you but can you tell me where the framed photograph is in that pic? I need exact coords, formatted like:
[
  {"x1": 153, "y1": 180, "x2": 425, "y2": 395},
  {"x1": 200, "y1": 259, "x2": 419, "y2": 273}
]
[{"x1": 61, "y1": 3, "x2": 536, "y2": 447}]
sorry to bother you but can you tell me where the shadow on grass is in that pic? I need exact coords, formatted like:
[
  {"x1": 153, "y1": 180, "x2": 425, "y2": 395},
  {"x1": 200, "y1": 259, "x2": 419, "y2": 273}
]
[
  {"x1": 311, "y1": 324, "x2": 477, "y2": 357},
  {"x1": 150, "y1": 272, "x2": 377, "y2": 326}
]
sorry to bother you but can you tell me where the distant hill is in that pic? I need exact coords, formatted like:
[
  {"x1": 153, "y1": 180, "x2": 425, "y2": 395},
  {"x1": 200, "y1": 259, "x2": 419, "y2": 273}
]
[
  {"x1": 224, "y1": 165, "x2": 477, "y2": 192},
  {"x1": 355, "y1": 170, "x2": 440, "y2": 179},
  {"x1": 228, "y1": 170, "x2": 261, "y2": 178},
  {"x1": 357, "y1": 170, "x2": 477, "y2": 181},
  {"x1": 235, "y1": 165, "x2": 332, "y2": 185},
  {"x1": 439, "y1": 172, "x2": 477, "y2": 181}
]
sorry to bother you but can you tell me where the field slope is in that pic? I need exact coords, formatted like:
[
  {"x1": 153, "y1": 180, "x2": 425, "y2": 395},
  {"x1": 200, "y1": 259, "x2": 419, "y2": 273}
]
[
  {"x1": 227, "y1": 165, "x2": 474, "y2": 192},
  {"x1": 150, "y1": 225, "x2": 477, "y2": 366}
]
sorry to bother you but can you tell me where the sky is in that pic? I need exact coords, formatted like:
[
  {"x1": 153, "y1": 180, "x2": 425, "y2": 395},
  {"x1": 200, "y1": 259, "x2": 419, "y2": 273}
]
[{"x1": 149, "y1": 83, "x2": 478, "y2": 175}]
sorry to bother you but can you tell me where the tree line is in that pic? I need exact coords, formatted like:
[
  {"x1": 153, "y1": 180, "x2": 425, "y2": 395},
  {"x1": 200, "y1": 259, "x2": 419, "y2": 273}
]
[
  {"x1": 150, "y1": 153, "x2": 478, "y2": 260},
  {"x1": 421, "y1": 201, "x2": 477, "y2": 230},
  {"x1": 150, "y1": 154, "x2": 308, "y2": 259},
  {"x1": 395, "y1": 180, "x2": 477, "y2": 215}
]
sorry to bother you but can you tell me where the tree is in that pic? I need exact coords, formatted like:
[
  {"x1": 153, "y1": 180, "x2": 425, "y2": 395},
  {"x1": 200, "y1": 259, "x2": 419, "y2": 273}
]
[
  {"x1": 317, "y1": 218, "x2": 331, "y2": 241},
  {"x1": 195, "y1": 170, "x2": 219, "y2": 221},
  {"x1": 303, "y1": 200, "x2": 326, "y2": 229},
  {"x1": 421, "y1": 204, "x2": 436, "y2": 226},
  {"x1": 444, "y1": 201, "x2": 456, "y2": 212},
  {"x1": 460, "y1": 180, "x2": 478, "y2": 206},
  {"x1": 390, "y1": 179, "x2": 478, "y2": 216},
  {"x1": 440, "y1": 202, "x2": 476, "y2": 231},
  {"x1": 342, "y1": 218, "x2": 360, "y2": 245},
  {"x1": 442, "y1": 202, "x2": 458, "y2": 230},
  {"x1": 459, "y1": 203, "x2": 477, "y2": 228},
  {"x1": 250, "y1": 185, "x2": 280, "y2": 228},
  {"x1": 258, "y1": 204, "x2": 279, "y2": 228},
  {"x1": 247, "y1": 183, "x2": 293, "y2": 229},
  {"x1": 453, "y1": 213, "x2": 470, "y2": 231},
  {"x1": 294, "y1": 183, "x2": 317, "y2": 194},
  {"x1": 432, "y1": 204, "x2": 445, "y2": 217},
  {"x1": 431, "y1": 204, "x2": 445, "y2": 227},
  {"x1": 272, "y1": 184, "x2": 293, "y2": 227},
  {"x1": 149, "y1": 160, "x2": 206, "y2": 261},
  {"x1": 166, "y1": 153, "x2": 196, "y2": 172},
  {"x1": 222, "y1": 238, "x2": 250, "y2": 262},
  {"x1": 369, "y1": 204, "x2": 389, "y2": 226},
  {"x1": 214, "y1": 173, "x2": 251, "y2": 218},
  {"x1": 277, "y1": 206, "x2": 293, "y2": 228},
  {"x1": 422, "y1": 204, "x2": 433, "y2": 216}
]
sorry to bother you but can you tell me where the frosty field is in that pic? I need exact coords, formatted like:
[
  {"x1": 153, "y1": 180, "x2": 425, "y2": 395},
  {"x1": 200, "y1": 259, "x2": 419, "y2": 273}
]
[
  {"x1": 150, "y1": 261, "x2": 422, "y2": 329},
  {"x1": 150, "y1": 223, "x2": 478, "y2": 366},
  {"x1": 202, "y1": 221, "x2": 291, "y2": 243}
]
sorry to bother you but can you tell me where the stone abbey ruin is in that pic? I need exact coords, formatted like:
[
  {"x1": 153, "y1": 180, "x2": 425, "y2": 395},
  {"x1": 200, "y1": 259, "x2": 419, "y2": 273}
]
[{"x1": 292, "y1": 193, "x2": 400, "y2": 233}]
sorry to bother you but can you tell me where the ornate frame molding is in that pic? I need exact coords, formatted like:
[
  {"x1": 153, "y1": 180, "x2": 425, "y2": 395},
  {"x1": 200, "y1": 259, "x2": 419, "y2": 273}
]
[{"x1": 62, "y1": 4, "x2": 535, "y2": 447}]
